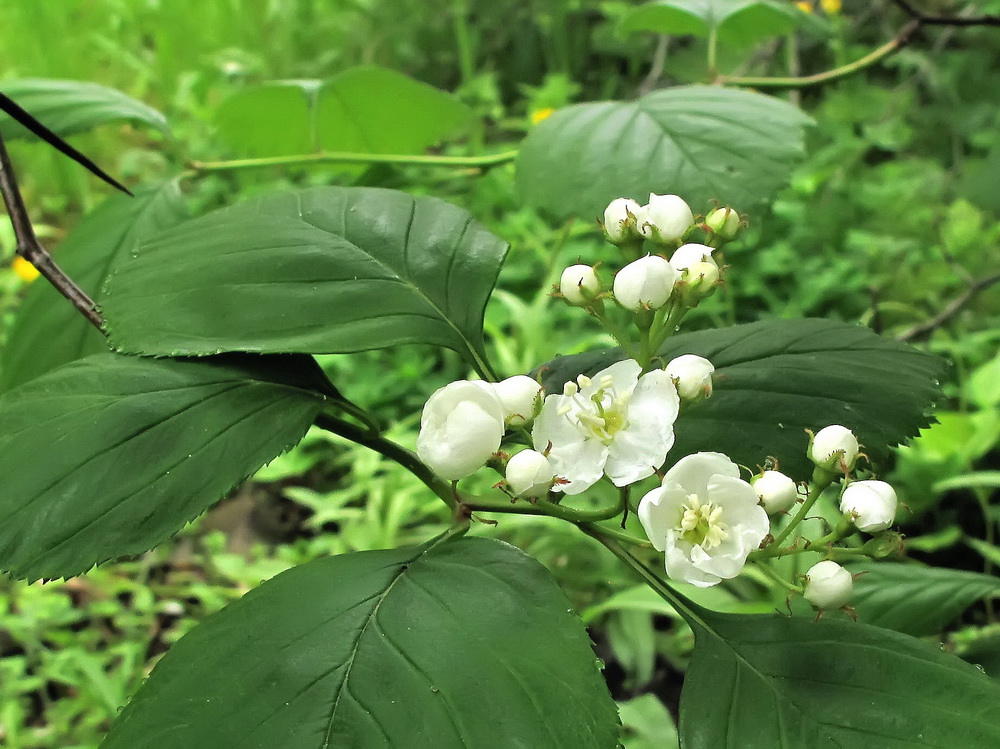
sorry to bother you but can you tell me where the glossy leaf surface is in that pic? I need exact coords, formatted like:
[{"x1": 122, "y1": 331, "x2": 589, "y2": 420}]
[
  {"x1": 103, "y1": 535, "x2": 619, "y2": 748},
  {"x1": 0, "y1": 353, "x2": 326, "y2": 580}
]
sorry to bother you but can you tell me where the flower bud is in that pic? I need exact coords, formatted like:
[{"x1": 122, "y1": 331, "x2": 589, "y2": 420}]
[
  {"x1": 803, "y1": 560, "x2": 853, "y2": 610},
  {"x1": 665, "y1": 354, "x2": 714, "y2": 402},
  {"x1": 559, "y1": 265, "x2": 601, "y2": 306},
  {"x1": 505, "y1": 449, "x2": 556, "y2": 498},
  {"x1": 417, "y1": 381, "x2": 505, "y2": 480},
  {"x1": 840, "y1": 480, "x2": 897, "y2": 533},
  {"x1": 751, "y1": 470, "x2": 798, "y2": 515},
  {"x1": 670, "y1": 243, "x2": 717, "y2": 275},
  {"x1": 636, "y1": 193, "x2": 694, "y2": 244},
  {"x1": 862, "y1": 530, "x2": 906, "y2": 560},
  {"x1": 613, "y1": 255, "x2": 679, "y2": 311},
  {"x1": 492, "y1": 375, "x2": 543, "y2": 427},
  {"x1": 809, "y1": 425, "x2": 860, "y2": 473},
  {"x1": 603, "y1": 198, "x2": 642, "y2": 244},
  {"x1": 705, "y1": 206, "x2": 742, "y2": 240}
]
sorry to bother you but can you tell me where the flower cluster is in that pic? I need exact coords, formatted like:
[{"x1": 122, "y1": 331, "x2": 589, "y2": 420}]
[{"x1": 413, "y1": 193, "x2": 900, "y2": 604}]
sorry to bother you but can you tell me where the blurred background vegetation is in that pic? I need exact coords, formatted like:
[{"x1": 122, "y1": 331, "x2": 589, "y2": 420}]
[{"x1": 1, "y1": 0, "x2": 999, "y2": 746}]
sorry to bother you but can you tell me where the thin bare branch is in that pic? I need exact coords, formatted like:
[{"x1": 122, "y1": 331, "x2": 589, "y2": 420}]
[
  {"x1": 890, "y1": 0, "x2": 1000, "y2": 26},
  {"x1": 896, "y1": 271, "x2": 1000, "y2": 342},
  {"x1": 0, "y1": 131, "x2": 104, "y2": 331}
]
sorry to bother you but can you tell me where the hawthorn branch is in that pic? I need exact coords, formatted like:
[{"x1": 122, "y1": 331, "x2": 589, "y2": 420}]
[
  {"x1": 718, "y1": 1, "x2": 1000, "y2": 90},
  {"x1": 896, "y1": 271, "x2": 1000, "y2": 341},
  {"x1": 0, "y1": 131, "x2": 104, "y2": 331}
]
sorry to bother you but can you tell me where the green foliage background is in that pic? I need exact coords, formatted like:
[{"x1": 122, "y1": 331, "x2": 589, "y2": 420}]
[{"x1": 0, "y1": 0, "x2": 999, "y2": 746}]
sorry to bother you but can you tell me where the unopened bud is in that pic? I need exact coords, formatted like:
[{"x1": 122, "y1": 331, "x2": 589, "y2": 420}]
[
  {"x1": 559, "y1": 265, "x2": 601, "y2": 306},
  {"x1": 506, "y1": 449, "x2": 556, "y2": 498},
  {"x1": 840, "y1": 480, "x2": 897, "y2": 533},
  {"x1": 751, "y1": 470, "x2": 798, "y2": 515},
  {"x1": 803, "y1": 560, "x2": 853, "y2": 610},
  {"x1": 809, "y1": 425, "x2": 859, "y2": 473},
  {"x1": 705, "y1": 207, "x2": 742, "y2": 240},
  {"x1": 665, "y1": 354, "x2": 714, "y2": 402},
  {"x1": 603, "y1": 198, "x2": 642, "y2": 244},
  {"x1": 636, "y1": 193, "x2": 694, "y2": 244},
  {"x1": 492, "y1": 375, "x2": 543, "y2": 427},
  {"x1": 613, "y1": 255, "x2": 678, "y2": 311}
]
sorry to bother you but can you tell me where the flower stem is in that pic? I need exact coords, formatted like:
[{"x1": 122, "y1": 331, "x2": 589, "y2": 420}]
[
  {"x1": 767, "y1": 469, "x2": 837, "y2": 550},
  {"x1": 185, "y1": 149, "x2": 519, "y2": 177},
  {"x1": 755, "y1": 561, "x2": 802, "y2": 594}
]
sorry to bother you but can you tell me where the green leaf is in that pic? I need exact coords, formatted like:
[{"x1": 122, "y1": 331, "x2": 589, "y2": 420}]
[
  {"x1": 516, "y1": 85, "x2": 811, "y2": 220},
  {"x1": 621, "y1": 1, "x2": 800, "y2": 46},
  {"x1": 681, "y1": 605, "x2": 1000, "y2": 747},
  {"x1": 618, "y1": 694, "x2": 679, "y2": 749},
  {"x1": 849, "y1": 562, "x2": 1000, "y2": 637},
  {"x1": 538, "y1": 319, "x2": 944, "y2": 477},
  {"x1": 102, "y1": 535, "x2": 619, "y2": 748},
  {"x1": 0, "y1": 78, "x2": 169, "y2": 139},
  {"x1": 0, "y1": 353, "x2": 326, "y2": 581},
  {"x1": 102, "y1": 186, "x2": 508, "y2": 375},
  {"x1": 1, "y1": 181, "x2": 187, "y2": 391},
  {"x1": 215, "y1": 67, "x2": 472, "y2": 159}
]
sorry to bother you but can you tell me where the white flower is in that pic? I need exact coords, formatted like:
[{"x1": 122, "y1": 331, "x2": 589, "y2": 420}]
[
  {"x1": 803, "y1": 560, "x2": 853, "y2": 609},
  {"x1": 665, "y1": 354, "x2": 714, "y2": 402},
  {"x1": 492, "y1": 375, "x2": 543, "y2": 426},
  {"x1": 705, "y1": 206, "x2": 741, "y2": 240},
  {"x1": 532, "y1": 359, "x2": 679, "y2": 494},
  {"x1": 559, "y1": 264, "x2": 600, "y2": 306},
  {"x1": 670, "y1": 243, "x2": 717, "y2": 275},
  {"x1": 638, "y1": 452, "x2": 770, "y2": 587},
  {"x1": 612, "y1": 255, "x2": 678, "y2": 311},
  {"x1": 637, "y1": 193, "x2": 694, "y2": 243},
  {"x1": 751, "y1": 470, "x2": 798, "y2": 515},
  {"x1": 603, "y1": 197, "x2": 642, "y2": 243},
  {"x1": 809, "y1": 425, "x2": 859, "y2": 472},
  {"x1": 840, "y1": 480, "x2": 897, "y2": 533},
  {"x1": 417, "y1": 381, "x2": 505, "y2": 480},
  {"x1": 506, "y1": 450, "x2": 555, "y2": 497}
]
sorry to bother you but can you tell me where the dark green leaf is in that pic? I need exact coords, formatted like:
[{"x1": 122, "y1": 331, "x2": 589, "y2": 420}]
[
  {"x1": 538, "y1": 319, "x2": 944, "y2": 477},
  {"x1": 0, "y1": 353, "x2": 326, "y2": 581},
  {"x1": 516, "y1": 86, "x2": 811, "y2": 220},
  {"x1": 618, "y1": 694, "x2": 679, "y2": 749},
  {"x1": 1, "y1": 181, "x2": 187, "y2": 391},
  {"x1": 102, "y1": 535, "x2": 619, "y2": 748},
  {"x1": 681, "y1": 605, "x2": 1000, "y2": 747},
  {"x1": 621, "y1": 1, "x2": 800, "y2": 45},
  {"x1": 849, "y1": 562, "x2": 1000, "y2": 637},
  {"x1": 0, "y1": 78, "x2": 168, "y2": 139},
  {"x1": 215, "y1": 67, "x2": 471, "y2": 159},
  {"x1": 102, "y1": 187, "x2": 508, "y2": 374}
]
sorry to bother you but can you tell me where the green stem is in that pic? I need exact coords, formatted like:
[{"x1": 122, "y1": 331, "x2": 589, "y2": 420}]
[
  {"x1": 185, "y1": 149, "x2": 519, "y2": 177},
  {"x1": 314, "y1": 413, "x2": 457, "y2": 511},
  {"x1": 707, "y1": 26, "x2": 719, "y2": 77},
  {"x1": 755, "y1": 561, "x2": 802, "y2": 593},
  {"x1": 717, "y1": 20, "x2": 919, "y2": 90},
  {"x1": 767, "y1": 470, "x2": 836, "y2": 550},
  {"x1": 583, "y1": 528, "x2": 702, "y2": 624},
  {"x1": 591, "y1": 303, "x2": 640, "y2": 360},
  {"x1": 451, "y1": 0, "x2": 476, "y2": 88},
  {"x1": 465, "y1": 491, "x2": 625, "y2": 523}
]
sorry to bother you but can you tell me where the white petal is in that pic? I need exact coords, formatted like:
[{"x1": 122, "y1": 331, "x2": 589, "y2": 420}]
[
  {"x1": 547, "y1": 438, "x2": 609, "y2": 495},
  {"x1": 588, "y1": 359, "x2": 642, "y2": 399},
  {"x1": 638, "y1": 486, "x2": 686, "y2": 552},
  {"x1": 664, "y1": 535, "x2": 721, "y2": 587},
  {"x1": 661, "y1": 452, "x2": 739, "y2": 496}
]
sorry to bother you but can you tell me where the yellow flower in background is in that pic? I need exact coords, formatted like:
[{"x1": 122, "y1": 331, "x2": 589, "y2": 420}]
[
  {"x1": 796, "y1": 1, "x2": 813, "y2": 13},
  {"x1": 12, "y1": 256, "x2": 39, "y2": 283},
  {"x1": 530, "y1": 107, "x2": 555, "y2": 125},
  {"x1": 821, "y1": 0, "x2": 842, "y2": 13}
]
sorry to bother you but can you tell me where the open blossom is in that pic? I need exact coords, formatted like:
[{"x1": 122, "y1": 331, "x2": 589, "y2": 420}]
[
  {"x1": 531, "y1": 360, "x2": 679, "y2": 494},
  {"x1": 638, "y1": 452, "x2": 769, "y2": 587},
  {"x1": 416, "y1": 381, "x2": 505, "y2": 480},
  {"x1": 840, "y1": 480, "x2": 897, "y2": 533}
]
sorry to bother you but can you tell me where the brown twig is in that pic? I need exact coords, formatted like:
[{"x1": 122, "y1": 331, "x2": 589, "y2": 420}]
[
  {"x1": 896, "y1": 271, "x2": 1000, "y2": 341},
  {"x1": 891, "y1": 0, "x2": 1000, "y2": 26},
  {"x1": 0, "y1": 131, "x2": 104, "y2": 331}
]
